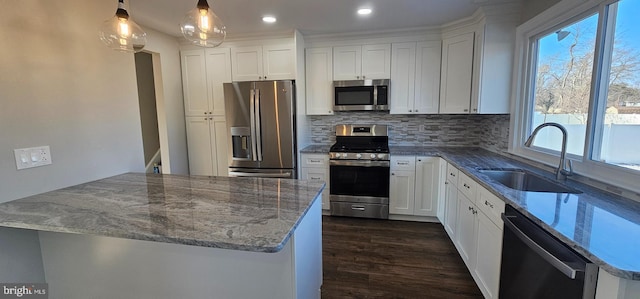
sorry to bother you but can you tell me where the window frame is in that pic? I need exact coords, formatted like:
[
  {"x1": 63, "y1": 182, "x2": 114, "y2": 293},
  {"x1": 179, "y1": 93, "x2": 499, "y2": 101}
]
[{"x1": 509, "y1": 0, "x2": 640, "y2": 193}]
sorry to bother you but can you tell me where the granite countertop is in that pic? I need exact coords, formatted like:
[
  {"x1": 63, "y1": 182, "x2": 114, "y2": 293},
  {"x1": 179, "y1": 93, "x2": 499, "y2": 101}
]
[
  {"x1": 300, "y1": 144, "x2": 332, "y2": 154},
  {"x1": 0, "y1": 173, "x2": 324, "y2": 253},
  {"x1": 391, "y1": 146, "x2": 640, "y2": 280}
]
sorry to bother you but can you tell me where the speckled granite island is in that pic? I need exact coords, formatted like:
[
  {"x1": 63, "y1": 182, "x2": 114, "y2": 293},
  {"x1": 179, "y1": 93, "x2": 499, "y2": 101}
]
[{"x1": 0, "y1": 173, "x2": 324, "y2": 299}]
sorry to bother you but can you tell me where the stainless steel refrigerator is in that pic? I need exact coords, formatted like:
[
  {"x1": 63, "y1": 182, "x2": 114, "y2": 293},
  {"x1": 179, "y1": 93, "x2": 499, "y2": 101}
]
[{"x1": 223, "y1": 80, "x2": 297, "y2": 178}]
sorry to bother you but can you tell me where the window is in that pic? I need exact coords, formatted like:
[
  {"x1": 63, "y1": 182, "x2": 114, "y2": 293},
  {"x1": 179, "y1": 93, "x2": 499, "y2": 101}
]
[
  {"x1": 513, "y1": 0, "x2": 640, "y2": 191},
  {"x1": 591, "y1": 0, "x2": 640, "y2": 171},
  {"x1": 529, "y1": 13, "x2": 599, "y2": 156}
]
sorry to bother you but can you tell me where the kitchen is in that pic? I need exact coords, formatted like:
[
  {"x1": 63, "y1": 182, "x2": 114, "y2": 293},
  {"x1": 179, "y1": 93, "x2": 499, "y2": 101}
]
[{"x1": 2, "y1": 0, "x2": 640, "y2": 298}]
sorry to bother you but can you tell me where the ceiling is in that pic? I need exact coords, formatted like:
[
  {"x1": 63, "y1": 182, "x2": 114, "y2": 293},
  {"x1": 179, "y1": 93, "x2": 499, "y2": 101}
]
[{"x1": 129, "y1": 0, "x2": 489, "y2": 38}]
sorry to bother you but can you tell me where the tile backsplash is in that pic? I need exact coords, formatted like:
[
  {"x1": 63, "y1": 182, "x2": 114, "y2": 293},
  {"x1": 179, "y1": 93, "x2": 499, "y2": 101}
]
[{"x1": 309, "y1": 112, "x2": 510, "y2": 153}]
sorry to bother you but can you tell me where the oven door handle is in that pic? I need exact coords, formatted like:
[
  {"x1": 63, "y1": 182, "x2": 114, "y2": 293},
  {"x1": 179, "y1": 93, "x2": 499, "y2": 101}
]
[
  {"x1": 501, "y1": 213, "x2": 583, "y2": 279},
  {"x1": 329, "y1": 160, "x2": 390, "y2": 167}
]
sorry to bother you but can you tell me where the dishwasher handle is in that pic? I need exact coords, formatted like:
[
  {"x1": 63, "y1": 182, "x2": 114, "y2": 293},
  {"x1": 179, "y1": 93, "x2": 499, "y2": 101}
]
[{"x1": 501, "y1": 213, "x2": 583, "y2": 279}]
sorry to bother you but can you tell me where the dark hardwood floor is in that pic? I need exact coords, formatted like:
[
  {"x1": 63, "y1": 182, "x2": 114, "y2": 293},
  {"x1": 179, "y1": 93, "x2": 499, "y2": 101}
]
[{"x1": 321, "y1": 215, "x2": 483, "y2": 299}]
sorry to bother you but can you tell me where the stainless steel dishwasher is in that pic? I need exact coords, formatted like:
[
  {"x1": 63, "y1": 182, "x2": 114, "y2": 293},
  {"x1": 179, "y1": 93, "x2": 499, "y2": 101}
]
[{"x1": 499, "y1": 205, "x2": 598, "y2": 299}]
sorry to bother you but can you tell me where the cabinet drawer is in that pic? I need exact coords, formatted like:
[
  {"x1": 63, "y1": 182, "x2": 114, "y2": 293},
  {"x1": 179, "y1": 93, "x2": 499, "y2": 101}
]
[
  {"x1": 446, "y1": 163, "x2": 459, "y2": 184},
  {"x1": 391, "y1": 156, "x2": 416, "y2": 171},
  {"x1": 457, "y1": 171, "x2": 476, "y2": 202},
  {"x1": 476, "y1": 188, "x2": 505, "y2": 229},
  {"x1": 301, "y1": 154, "x2": 329, "y2": 168}
]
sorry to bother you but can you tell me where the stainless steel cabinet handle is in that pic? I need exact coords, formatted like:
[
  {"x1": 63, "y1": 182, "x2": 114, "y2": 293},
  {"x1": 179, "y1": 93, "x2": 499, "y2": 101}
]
[
  {"x1": 351, "y1": 205, "x2": 366, "y2": 211},
  {"x1": 501, "y1": 214, "x2": 583, "y2": 279},
  {"x1": 310, "y1": 159, "x2": 321, "y2": 163}
]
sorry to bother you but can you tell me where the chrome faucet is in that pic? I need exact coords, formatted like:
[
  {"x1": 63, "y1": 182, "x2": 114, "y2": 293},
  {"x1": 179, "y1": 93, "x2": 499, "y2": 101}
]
[{"x1": 524, "y1": 122, "x2": 573, "y2": 181}]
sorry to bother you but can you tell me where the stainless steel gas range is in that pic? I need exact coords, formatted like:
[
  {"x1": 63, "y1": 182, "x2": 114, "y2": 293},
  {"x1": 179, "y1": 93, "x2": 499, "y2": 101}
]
[{"x1": 329, "y1": 125, "x2": 390, "y2": 219}]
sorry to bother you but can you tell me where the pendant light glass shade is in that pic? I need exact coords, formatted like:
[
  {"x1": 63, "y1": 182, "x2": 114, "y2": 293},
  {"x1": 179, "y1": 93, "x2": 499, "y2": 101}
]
[
  {"x1": 180, "y1": 0, "x2": 226, "y2": 48},
  {"x1": 99, "y1": 0, "x2": 147, "y2": 53}
]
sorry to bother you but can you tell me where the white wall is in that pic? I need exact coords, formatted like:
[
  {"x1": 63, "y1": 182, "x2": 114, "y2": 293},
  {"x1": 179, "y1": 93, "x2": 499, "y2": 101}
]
[
  {"x1": 521, "y1": 0, "x2": 562, "y2": 23},
  {"x1": 0, "y1": 0, "x2": 149, "y2": 203},
  {"x1": 142, "y1": 27, "x2": 189, "y2": 175}
]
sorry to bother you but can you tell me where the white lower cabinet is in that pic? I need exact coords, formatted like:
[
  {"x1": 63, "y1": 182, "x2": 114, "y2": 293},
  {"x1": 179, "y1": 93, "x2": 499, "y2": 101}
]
[
  {"x1": 443, "y1": 167, "x2": 458, "y2": 237},
  {"x1": 455, "y1": 191, "x2": 478, "y2": 269},
  {"x1": 443, "y1": 164, "x2": 504, "y2": 299},
  {"x1": 474, "y1": 208, "x2": 503, "y2": 299},
  {"x1": 300, "y1": 154, "x2": 330, "y2": 210},
  {"x1": 389, "y1": 156, "x2": 445, "y2": 218},
  {"x1": 389, "y1": 156, "x2": 417, "y2": 215},
  {"x1": 185, "y1": 116, "x2": 228, "y2": 176}
]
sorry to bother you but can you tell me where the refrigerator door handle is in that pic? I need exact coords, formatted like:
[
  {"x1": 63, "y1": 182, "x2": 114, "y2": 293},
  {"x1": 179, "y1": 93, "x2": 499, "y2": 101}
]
[
  {"x1": 249, "y1": 89, "x2": 258, "y2": 161},
  {"x1": 254, "y1": 88, "x2": 263, "y2": 162}
]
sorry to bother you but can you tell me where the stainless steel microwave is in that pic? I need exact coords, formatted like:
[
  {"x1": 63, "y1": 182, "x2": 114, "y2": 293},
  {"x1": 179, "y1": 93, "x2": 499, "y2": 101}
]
[{"x1": 333, "y1": 79, "x2": 389, "y2": 111}]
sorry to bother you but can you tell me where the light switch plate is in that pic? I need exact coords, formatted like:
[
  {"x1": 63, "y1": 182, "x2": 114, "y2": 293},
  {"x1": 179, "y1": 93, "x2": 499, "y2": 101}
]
[{"x1": 14, "y1": 146, "x2": 52, "y2": 170}]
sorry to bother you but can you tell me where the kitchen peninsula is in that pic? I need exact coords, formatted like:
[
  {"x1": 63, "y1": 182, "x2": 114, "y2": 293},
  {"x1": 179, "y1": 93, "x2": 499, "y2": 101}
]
[{"x1": 0, "y1": 173, "x2": 324, "y2": 299}]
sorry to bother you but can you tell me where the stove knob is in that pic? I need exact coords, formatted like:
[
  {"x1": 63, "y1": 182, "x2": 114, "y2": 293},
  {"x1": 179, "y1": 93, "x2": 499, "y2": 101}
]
[
  {"x1": 370, "y1": 154, "x2": 376, "y2": 159},
  {"x1": 341, "y1": 153, "x2": 348, "y2": 158},
  {"x1": 356, "y1": 154, "x2": 362, "y2": 159},
  {"x1": 377, "y1": 154, "x2": 385, "y2": 159}
]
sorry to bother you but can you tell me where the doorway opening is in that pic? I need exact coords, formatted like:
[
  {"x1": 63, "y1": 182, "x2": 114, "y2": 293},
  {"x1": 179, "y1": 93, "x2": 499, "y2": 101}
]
[{"x1": 134, "y1": 52, "x2": 162, "y2": 173}]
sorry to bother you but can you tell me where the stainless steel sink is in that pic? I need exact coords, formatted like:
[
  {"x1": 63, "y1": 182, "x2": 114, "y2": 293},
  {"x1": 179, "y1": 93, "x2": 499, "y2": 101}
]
[{"x1": 477, "y1": 169, "x2": 582, "y2": 194}]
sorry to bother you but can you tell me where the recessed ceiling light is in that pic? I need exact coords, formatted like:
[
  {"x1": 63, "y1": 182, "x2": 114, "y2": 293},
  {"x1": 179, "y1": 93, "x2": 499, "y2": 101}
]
[
  {"x1": 262, "y1": 16, "x2": 277, "y2": 23},
  {"x1": 357, "y1": 8, "x2": 372, "y2": 15}
]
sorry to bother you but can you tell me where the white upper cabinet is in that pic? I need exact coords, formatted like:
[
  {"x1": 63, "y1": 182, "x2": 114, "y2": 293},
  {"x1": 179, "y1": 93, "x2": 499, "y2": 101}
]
[
  {"x1": 390, "y1": 42, "x2": 416, "y2": 114},
  {"x1": 333, "y1": 44, "x2": 391, "y2": 80},
  {"x1": 440, "y1": 32, "x2": 475, "y2": 114},
  {"x1": 333, "y1": 45, "x2": 361, "y2": 80},
  {"x1": 231, "y1": 44, "x2": 295, "y2": 81},
  {"x1": 414, "y1": 41, "x2": 442, "y2": 114},
  {"x1": 361, "y1": 44, "x2": 391, "y2": 79},
  {"x1": 470, "y1": 19, "x2": 514, "y2": 114},
  {"x1": 181, "y1": 50, "x2": 209, "y2": 117},
  {"x1": 205, "y1": 48, "x2": 233, "y2": 116},
  {"x1": 231, "y1": 46, "x2": 263, "y2": 82},
  {"x1": 305, "y1": 47, "x2": 334, "y2": 115},
  {"x1": 181, "y1": 48, "x2": 232, "y2": 117},
  {"x1": 390, "y1": 41, "x2": 441, "y2": 114},
  {"x1": 263, "y1": 44, "x2": 296, "y2": 80}
]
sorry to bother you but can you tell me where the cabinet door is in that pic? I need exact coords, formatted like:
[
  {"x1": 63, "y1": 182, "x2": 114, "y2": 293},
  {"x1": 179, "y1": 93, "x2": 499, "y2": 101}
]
[
  {"x1": 263, "y1": 44, "x2": 295, "y2": 80},
  {"x1": 436, "y1": 159, "x2": 447, "y2": 222},
  {"x1": 333, "y1": 45, "x2": 362, "y2": 80},
  {"x1": 389, "y1": 170, "x2": 416, "y2": 215},
  {"x1": 300, "y1": 167, "x2": 330, "y2": 210},
  {"x1": 414, "y1": 157, "x2": 442, "y2": 217},
  {"x1": 474, "y1": 211, "x2": 503, "y2": 299},
  {"x1": 362, "y1": 44, "x2": 391, "y2": 79},
  {"x1": 443, "y1": 179, "x2": 458, "y2": 238},
  {"x1": 390, "y1": 42, "x2": 416, "y2": 114},
  {"x1": 231, "y1": 46, "x2": 263, "y2": 81},
  {"x1": 305, "y1": 48, "x2": 334, "y2": 115},
  {"x1": 181, "y1": 50, "x2": 209, "y2": 117},
  {"x1": 205, "y1": 48, "x2": 232, "y2": 116},
  {"x1": 455, "y1": 192, "x2": 477, "y2": 270},
  {"x1": 210, "y1": 116, "x2": 228, "y2": 176},
  {"x1": 440, "y1": 32, "x2": 474, "y2": 114},
  {"x1": 414, "y1": 41, "x2": 441, "y2": 114},
  {"x1": 185, "y1": 117, "x2": 214, "y2": 176}
]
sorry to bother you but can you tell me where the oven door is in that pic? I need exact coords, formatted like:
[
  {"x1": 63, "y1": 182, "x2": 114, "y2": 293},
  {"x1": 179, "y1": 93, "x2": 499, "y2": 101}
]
[{"x1": 329, "y1": 160, "x2": 390, "y2": 202}]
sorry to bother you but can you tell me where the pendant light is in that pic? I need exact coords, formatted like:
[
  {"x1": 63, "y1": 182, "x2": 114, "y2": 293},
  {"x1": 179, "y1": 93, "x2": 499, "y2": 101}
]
[
  {"x1": 99, "y1": 0, "x2": 147, "y2": 53},
  {"x1": 180, "y1": 0, "x2": 226, "y2": 48}
]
